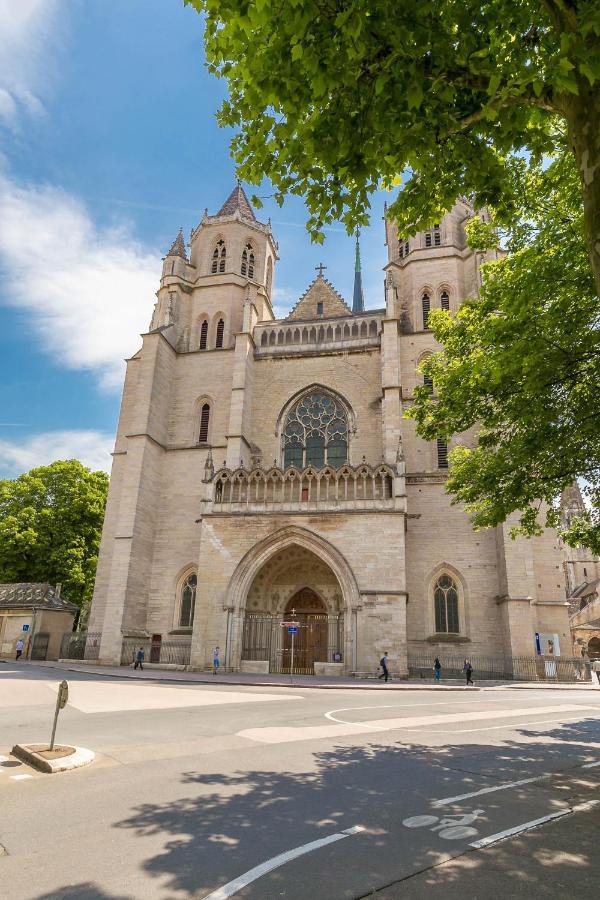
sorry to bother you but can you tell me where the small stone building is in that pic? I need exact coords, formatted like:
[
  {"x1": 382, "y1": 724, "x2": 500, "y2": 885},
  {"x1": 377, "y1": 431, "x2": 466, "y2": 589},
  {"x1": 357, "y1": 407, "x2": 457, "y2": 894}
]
[
  {"x1": 569, "y1": 579, "x2": 600, "y2": 659},
  {"x1": 0, "y1": 584, "x2": 77, "y2": 661}
]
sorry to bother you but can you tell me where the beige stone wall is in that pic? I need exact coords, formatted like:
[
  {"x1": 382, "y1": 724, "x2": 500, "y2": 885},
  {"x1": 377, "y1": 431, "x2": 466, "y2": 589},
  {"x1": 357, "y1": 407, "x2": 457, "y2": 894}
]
[
  {"x1": 404, "y1": 481, "x2": 504, "y2": 656},
  {"x1": 249, "y1": 349, "x2": 383, "y2": 467},
  {"x1": 190, "y1": 512, "x2": 406, "y2": 673}
]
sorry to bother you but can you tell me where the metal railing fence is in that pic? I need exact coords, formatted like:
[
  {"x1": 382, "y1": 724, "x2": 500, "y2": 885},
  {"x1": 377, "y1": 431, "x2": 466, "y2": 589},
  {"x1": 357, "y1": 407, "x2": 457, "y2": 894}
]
[
  {"x1": 408, "y1": 652, "x2": 592, "y2": 683},
  {"x1": 60, "y1": 631, "x2": 101, "y2": 661},
  {"x1": 120, "y1": 638, "x2": 191, "y2": 667}
]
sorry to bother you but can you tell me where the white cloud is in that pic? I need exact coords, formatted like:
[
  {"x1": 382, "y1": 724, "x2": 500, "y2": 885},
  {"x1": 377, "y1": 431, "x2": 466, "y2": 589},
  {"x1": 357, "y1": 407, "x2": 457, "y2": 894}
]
[
  {"x1": 0, "y1": 0, "x2": 61, "y2": 127},
  {"x1": 0, "y1": 175, "x2": 162, "y2": 389},
  {"x1": 0, "y1": 430, "x2": 114, "y2": 476},
  {"x1": 272, "y1": 285, "x2": 297, "y2": 319}
]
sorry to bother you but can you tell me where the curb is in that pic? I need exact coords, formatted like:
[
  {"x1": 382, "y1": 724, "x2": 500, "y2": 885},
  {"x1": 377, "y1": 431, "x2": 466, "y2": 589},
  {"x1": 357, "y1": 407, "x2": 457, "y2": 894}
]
[
  {"x1": 12, "y1": 743, "x2": 95, "y2": 774},
  {"x1": 31, "y1": 661, "x2": 599, "y2": 692}
]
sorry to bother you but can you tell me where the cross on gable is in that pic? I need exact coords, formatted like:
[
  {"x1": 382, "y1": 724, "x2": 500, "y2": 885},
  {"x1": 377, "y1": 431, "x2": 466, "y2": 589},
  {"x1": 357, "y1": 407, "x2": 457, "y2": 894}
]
[{"x1": 315, "y1": 263, "x2": 327, "y2": 277}]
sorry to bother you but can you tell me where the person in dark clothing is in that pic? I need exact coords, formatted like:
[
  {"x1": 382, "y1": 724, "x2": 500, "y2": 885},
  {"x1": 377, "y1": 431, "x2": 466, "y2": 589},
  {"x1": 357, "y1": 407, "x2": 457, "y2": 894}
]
[
  {"x1": 434, "y1": 657, "x2": 442, "y2": 683},
  {"x1": 134, "y1": 647, "x2": 145, "y2": 670},
  {"x1": 463, "y1": 658, "x2": 474, "y2": 685},
  {"x1": 378, "y1": 652, "x2": 390, "y2": 682}
]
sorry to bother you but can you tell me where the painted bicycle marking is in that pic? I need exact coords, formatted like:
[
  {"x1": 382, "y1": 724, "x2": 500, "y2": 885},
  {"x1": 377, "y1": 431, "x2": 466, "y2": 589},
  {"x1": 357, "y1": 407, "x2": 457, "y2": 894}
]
[{"x1": 402, "y1": 808, "x2": 484, "y2": 840}]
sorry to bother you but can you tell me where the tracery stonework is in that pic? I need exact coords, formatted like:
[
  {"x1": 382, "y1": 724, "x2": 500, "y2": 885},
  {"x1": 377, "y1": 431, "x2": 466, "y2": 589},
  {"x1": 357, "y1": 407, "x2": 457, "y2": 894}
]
[{"x1": 88, "y1": 184, "x2": 572, "y2": 674}]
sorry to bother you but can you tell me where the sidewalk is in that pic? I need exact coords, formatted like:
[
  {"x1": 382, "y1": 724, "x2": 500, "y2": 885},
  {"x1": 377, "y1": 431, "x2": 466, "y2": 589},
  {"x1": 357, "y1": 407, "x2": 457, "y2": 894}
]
[{"x1": 9, "y1": 659, "x2": 599, "y2": 691}]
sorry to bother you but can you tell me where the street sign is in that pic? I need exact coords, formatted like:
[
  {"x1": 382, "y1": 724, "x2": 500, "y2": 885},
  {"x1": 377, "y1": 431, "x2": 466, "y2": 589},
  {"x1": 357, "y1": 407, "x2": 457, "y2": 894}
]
[
  {"x1": 288, "y1": 626, "x2": 299, "y2": 635},
  {"x1": 57, "y1": 680, "x2": 69, "y2": 709},
  {"x1": 22, "y1": 624, "x2": 30, "y2": 632}
]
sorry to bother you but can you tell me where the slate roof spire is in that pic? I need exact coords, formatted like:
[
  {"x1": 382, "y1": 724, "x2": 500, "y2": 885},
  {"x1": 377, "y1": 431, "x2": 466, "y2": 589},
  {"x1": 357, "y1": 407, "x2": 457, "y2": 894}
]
[
  {"x1": 167, "y1": 227, "x2": 187, "y2": 259},
  {"x1": 352, "y1": 229, "x2": 365, "y2": 314},
  {"x1": 217, "y1": 183, "x2": 257, "y2": 221}
]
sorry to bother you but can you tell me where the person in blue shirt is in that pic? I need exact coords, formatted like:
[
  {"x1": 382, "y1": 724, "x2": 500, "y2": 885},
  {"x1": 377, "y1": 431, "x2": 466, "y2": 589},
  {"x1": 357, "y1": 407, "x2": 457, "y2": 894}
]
[{"x1": 378, "y1": 651, "x2": 390, "y2": 682}]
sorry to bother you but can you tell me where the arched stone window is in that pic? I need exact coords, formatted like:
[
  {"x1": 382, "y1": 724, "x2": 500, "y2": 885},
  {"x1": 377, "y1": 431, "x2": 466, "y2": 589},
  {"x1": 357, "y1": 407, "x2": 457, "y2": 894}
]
[
  {"x1": 199, "y1": 320, "x2": 209, "y2": 350},
  {"x1": 282, "y1": 391, "x2": 349, "y2": 469},
  {"x1": 437, "y1": 439, "x2": 448, "y2": 468},
  {"x1": 440, "y1": 290, "x2": 450, "y2": 310},
  {"x1": 434, "y1": 574, "x2": 459, "y2": 633},
  {"x1": 211, "y1": 239, "x2": 226, "y2": 274},
  {"x1": 241, "y1": 243, "x2": 255, "y2": 278},
  {"x1": 199, "y1": 403, "x2": 210, "y2": 443},
  {"x1": 215, "y1": 318, "x2": 225, "y2": 349},
  {"x1": 178, "y1": 572, "x2": 197, "y2": 628},
  {"x1": 422, "y1": 293, "x2": 431, "y2": 329}
]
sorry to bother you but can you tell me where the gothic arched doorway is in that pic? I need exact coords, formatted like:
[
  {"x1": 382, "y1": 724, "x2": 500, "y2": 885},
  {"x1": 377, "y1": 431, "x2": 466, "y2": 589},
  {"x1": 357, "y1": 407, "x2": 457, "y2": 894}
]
[{"x1": 239, "y1": 542, "x2": 345, "y2": 674}]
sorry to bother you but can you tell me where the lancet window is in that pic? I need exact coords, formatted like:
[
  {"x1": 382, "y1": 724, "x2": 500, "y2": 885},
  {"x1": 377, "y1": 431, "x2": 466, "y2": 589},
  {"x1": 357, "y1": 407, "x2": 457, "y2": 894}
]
[
  {"x1": 199, "y1": 403, "x2": 210, "y2": 443},
  {"x1": 422, "y1": 293, "x2": 431, "y2": 329},
  {"x1": 215, "y1": 318, "x2": 225, "y2": 349},
  {"x1": 212, "y1": 239, "x2": 226, "y2": 274},
  {"x1": 282, "y1": 392, "x2": 349, "y2": 469},
  {"x1": 434, "y1": 574, "x2": 459, "y2": 633},
  {"x1": 179, "y1": 572, "x2": 197, "y2": 628},
  {"x1": 241, "y1": 243, "x2": 255, "y2": 278}
]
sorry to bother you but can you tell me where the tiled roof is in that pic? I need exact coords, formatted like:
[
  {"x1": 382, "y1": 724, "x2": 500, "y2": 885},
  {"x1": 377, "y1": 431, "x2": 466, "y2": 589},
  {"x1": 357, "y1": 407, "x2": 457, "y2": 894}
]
[
  {"x1": 217, "y1": 184, "x2": 257, "y2": 221},
  {"x1": 0, "y1": 583, "x2": 77, "y2": 612}
]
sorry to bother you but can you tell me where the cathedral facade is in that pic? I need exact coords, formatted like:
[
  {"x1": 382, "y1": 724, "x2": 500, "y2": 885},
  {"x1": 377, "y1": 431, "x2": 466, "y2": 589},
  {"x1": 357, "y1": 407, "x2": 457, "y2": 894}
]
[{"x1": 88, "y1": 186, "x2": 571, "y2": 674}]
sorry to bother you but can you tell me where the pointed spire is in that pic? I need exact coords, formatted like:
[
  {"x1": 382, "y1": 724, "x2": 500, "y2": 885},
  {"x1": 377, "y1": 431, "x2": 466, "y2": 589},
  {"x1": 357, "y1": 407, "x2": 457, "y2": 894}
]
[
  {"x1": 167, "y1": 228, "x2": 187, "y2": 259},
  {"x1": 352, "y1": 229, "x2": 365, "y2": 314},
  {"x1": 216, "y1": 184, "x2": 257, "y2": 221}
]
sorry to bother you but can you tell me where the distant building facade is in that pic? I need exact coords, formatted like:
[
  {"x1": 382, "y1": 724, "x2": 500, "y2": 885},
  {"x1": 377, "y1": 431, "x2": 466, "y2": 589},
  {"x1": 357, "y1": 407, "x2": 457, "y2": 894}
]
[{"x1": 88, "y1": 186, "x2": 571, "y2": 673}]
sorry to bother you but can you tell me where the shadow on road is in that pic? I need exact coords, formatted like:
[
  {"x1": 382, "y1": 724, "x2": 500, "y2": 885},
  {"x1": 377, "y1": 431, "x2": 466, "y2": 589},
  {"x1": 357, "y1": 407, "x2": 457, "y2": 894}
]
[{"x1": 95, "y1": 719, "x2": 600, "y2": 898}]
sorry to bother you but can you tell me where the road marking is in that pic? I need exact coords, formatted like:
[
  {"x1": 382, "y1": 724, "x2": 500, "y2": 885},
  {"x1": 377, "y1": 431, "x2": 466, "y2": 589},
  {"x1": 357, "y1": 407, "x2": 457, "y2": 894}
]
[
  {"x1": 202, "y1": 825, "x2": 365, "y2": 899},
  {"x1": 10, "y1": 774, "x2": 33, "y2": 781},
  {"x1": 241, "y1": 704, "x2": 596, "y2": 743},
  {"x1": 469, "y1": 799, "x2": 600, "y2": 849},
  {"x1": 432, "y1": 775, "x2": 547, "y2": 807},
  {"x1": 469, "y1": 810, "x2": 570, "y2": 848},
  {"x1": 429, "y1": 714, "x2": 590, "y2": 734},
  {"x1": 582, "y1": 760, "x2": 600, "y2": 769},
  {"x1": 324, "y1": 698, "x2": 529, "y2": 722}
]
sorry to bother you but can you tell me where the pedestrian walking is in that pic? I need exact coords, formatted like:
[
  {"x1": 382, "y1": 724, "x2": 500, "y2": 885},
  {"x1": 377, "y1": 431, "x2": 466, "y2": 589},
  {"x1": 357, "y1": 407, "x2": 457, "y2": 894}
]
[
  {"x1": 463, "y1": 658, "x2": 474, "y2": 685},
  {"x1": 134, "y1": 646, "x2": 145, "y2": 670},
  {"x1": 433, "y1": 656, "x2": 441, "y2": 683},
  {"x1": 592, "y1": 658, "x2": 600, "y2": 687},
  {"x1": 15, "y1": 638, "x2": 24, "y2": 661},
  {"x1": 213, "y1": 646, "x2": 220, "y2": 675},
  {"x1": 378, "y1": 651, "x2": 390, "y2": 683}
]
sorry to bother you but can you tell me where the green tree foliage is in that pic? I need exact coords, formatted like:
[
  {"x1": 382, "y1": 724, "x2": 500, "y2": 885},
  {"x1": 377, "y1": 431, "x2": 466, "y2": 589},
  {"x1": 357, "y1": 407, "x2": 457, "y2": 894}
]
[
  {"x1": 189, "y1": 0, "x2": 600, "y2": 293},
  {"x1": 408, "y1": 147, "x2": 600, "y2": 553},
  {"x1": 0, "y1": 460, "x2": 109, "y2": 615}
]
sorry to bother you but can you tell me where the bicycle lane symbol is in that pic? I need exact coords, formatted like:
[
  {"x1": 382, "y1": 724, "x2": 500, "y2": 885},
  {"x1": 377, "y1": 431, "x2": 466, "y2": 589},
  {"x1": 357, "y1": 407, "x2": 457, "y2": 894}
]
[{"x1": 402, "y1": 808, "x2": 484, "y2": 841}]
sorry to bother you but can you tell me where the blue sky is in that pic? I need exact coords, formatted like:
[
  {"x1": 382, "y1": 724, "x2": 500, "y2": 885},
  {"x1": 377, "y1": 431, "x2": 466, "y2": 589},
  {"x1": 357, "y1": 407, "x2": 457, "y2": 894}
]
[{"x1": 0, "y1": 0, "x2": 390, "y2": 477}]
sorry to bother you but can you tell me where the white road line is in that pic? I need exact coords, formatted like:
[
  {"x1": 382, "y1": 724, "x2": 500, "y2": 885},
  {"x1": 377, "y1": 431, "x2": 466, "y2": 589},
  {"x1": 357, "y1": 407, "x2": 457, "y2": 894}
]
[
  {"x1": 582, "y1": 760, "x2": 600, "y2": 769},
  {"x1": 10, "y1": 774, "x2": 33, "y2": 781},
  {"x1": 469, "y1": 810, "x2": 570, "y2": 848},
  {"x1": 202, "y1": 825, "x2": 365, "y2": 900},
  {"x1": 426, "y1": 714, "x2": 591, "y2": 735},
  {"x1": 469, "y1": 799, "x2": 600, "y2": 850},
  {"x1": 323, "y1": 698, "x2": 548, "y2": 723},
  {"x1": 432, "y1": 775, "x2": 547, "y2": 807}
]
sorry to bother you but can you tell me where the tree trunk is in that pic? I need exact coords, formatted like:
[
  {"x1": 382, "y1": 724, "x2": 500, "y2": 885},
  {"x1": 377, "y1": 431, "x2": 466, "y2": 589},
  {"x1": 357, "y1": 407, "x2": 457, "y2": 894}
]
[{"x1": 563, "y1": 80, "x2": 600, "y2": 298}]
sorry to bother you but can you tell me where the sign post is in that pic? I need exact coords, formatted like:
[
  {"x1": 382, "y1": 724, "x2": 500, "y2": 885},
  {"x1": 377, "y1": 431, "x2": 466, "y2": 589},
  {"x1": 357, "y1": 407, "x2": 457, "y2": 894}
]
[
  {"x1": 50, "y1": 680, "x2": 69, "y2": 751},
  {"x1": 280, "y1": 617, "x2": 300, "y2": 684}
]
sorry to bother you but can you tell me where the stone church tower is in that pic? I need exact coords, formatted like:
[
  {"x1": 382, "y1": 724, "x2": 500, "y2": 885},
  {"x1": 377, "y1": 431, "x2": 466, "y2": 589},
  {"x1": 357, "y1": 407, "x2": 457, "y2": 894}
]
[{"x1": 89, "y1": 186, "x2": 571, "y2": 673}]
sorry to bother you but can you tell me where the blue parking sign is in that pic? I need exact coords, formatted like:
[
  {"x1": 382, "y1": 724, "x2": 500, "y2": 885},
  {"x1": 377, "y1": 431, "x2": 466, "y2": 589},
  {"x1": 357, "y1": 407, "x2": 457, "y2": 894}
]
[
  {"x1": 288, "y1": 626, "x2": 298, "y2": 635},
  {"x1": 22, "y1": 624, "x2": 30, "y2": 632}
]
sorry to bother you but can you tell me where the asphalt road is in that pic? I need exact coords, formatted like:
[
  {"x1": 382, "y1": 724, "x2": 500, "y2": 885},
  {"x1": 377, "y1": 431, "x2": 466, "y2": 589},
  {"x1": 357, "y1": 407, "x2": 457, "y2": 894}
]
[{"x1": 1, "y1": 663, "x2": 599, "y2": 900}]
